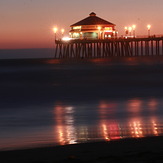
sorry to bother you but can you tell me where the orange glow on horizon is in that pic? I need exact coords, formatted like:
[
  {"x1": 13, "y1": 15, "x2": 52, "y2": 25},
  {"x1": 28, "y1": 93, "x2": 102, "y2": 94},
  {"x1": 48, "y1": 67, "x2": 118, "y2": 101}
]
[
  {"x1": 1, "y1": 0, "x2": 163, "y2": 50},
  {"x1": 0, "y1": 31, "x2": 54, "y2": 49}
]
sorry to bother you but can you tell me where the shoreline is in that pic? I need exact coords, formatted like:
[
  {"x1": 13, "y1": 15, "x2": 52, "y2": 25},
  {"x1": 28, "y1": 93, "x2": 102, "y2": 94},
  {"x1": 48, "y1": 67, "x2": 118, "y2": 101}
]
[
  {"x1": 1, "y1": 55, "x2": 163, "y2": 64},
  {"x1": 1, "y1": 136, "x2": 163, "y2": 163}
]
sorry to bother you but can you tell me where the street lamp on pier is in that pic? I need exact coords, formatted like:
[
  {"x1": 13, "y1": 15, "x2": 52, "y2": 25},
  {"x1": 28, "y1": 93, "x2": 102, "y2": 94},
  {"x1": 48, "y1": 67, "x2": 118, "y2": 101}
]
[
  {"x1": 147, "y1": 25, "x2": 151, "y2": 37},
  {"x1": 61, "y1": 29, "x2": 65, "y2": 38},
  {"x1": 53, "y1": 27, "x2": 58, "y2": 40},
  {"x1": 125, "y1": 27, "x2": 128, "y2": 36},
  {"x1": 128, "y1": 27, "x2": 132, "y2": 36},
  {"x1": 132, "y1": 25, "x2": 136, "y2": 37}
]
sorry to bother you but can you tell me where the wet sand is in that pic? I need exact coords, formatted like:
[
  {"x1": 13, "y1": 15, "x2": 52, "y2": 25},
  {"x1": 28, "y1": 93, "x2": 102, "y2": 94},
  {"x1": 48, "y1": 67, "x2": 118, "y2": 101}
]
[
  {"x1": 1, "y1": 136, "x2": 163, "y2": 163},
  {"x1": 1, "y1": 57, "x2": 163, "y2": 162}
]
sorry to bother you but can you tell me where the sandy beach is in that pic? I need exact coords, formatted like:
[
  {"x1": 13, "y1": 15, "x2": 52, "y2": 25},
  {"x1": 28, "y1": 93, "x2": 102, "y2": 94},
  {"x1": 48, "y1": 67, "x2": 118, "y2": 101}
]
[{"x1": 1, "y1": 136, "x2": 163, "y2": 163}]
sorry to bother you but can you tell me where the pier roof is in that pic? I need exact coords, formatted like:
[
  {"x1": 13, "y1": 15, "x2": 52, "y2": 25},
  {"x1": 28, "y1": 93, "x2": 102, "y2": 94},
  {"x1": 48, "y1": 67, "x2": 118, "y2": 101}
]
[{"x1": 70, "y1": 12, "x2": 115, "y2": 27}]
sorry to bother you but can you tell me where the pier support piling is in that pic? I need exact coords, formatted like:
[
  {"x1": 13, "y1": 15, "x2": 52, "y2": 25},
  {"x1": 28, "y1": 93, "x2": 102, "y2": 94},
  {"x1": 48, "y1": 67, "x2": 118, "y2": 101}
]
[{"x1": 55, "y1": 37, "x2": 163, "y2": 58}]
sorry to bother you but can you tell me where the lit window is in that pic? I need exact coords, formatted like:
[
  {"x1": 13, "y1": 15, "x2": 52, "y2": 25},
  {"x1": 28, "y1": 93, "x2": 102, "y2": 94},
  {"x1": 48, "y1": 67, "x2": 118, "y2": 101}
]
[
  {"x1": 73, "y1": 26, "x2": 81, "y2": 30},
  {"x1": 104, "y1": 27, "x2": 113, "y2": 32},
  {"x1": 73, "y1": 33, "x2": 80, "y2": 38}
]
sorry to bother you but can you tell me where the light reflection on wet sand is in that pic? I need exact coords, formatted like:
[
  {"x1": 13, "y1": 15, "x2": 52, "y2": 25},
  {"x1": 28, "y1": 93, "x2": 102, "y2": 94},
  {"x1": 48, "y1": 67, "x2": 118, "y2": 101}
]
[
  {"x1": 2, "y1": 59, "x2": 163, "y2": 151},
  {"x1": 1, "y1": 98, "x2": 163, "y2": 151},
  {"x1": 53, "y1": 98, "x2": 163, "y2": 146},
  {"x1": 54, "y1": 103, "x2": 77, "y2": 145}
]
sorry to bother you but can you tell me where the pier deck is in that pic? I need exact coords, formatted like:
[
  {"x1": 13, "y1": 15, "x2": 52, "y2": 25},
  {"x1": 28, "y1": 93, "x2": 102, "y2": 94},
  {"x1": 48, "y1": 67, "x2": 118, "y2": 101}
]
[{"x1": 55, "y1": 37, "x2": 163, "y2": 58}]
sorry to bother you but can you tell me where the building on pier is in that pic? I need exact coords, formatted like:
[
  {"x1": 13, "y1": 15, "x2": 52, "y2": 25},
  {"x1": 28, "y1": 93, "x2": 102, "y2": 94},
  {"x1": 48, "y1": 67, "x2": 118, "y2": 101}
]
[
  {"x1": 69, "y1": 12, "x2": 116, "y2": 39},
  {"x1": 54, "y1": 12, "x2": 163, "y2": 59}
]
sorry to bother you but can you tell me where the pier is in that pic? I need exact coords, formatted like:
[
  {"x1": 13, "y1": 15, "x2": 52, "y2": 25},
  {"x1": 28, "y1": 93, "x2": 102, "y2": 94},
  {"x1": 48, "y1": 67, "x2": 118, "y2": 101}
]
[
  {"x1": 54, "y1": 36, "x2": 163, "y2": 58},
  {"x1": 54, "y1": 13, "x2": 163, "y2": 59}
]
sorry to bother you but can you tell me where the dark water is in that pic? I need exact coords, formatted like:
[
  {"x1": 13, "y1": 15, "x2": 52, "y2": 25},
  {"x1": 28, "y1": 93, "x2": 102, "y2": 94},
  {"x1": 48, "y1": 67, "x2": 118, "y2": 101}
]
[{"x1": 0, "y1": 58, "x2": 163, "y2": 151}]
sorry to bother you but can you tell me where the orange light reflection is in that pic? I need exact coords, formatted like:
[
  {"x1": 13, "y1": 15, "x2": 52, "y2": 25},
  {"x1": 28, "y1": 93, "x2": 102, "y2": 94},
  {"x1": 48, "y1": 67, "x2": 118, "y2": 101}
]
[
  {"x1": 54, "y1": 104, "x2": 77, "y2": 145},
  {"x1": 129, "y1": 120, "x2": 143, "y2": 138},
  {"x1": 127, "y1": 99, "x2": 142, "y2": 114},
  {"x1": 148, "y1": 99, "x2": 158, "y2": 112},
  {"x1": 102, "y1": 124, "x2": 110, "y2": 141}
]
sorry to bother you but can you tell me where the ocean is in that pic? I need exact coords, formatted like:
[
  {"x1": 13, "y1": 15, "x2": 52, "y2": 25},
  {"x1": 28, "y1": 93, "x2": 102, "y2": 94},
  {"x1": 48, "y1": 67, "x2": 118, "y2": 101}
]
[{"x1": 0, "y1": 57, "x2": 163, "y2": 151}]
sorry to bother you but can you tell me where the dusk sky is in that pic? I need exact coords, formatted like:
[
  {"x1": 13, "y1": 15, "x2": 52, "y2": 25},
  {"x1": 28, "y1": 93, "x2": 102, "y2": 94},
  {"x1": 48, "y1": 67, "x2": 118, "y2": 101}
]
[{"x1": 1, "y1": 0, "x2": 163, "y2": 49}]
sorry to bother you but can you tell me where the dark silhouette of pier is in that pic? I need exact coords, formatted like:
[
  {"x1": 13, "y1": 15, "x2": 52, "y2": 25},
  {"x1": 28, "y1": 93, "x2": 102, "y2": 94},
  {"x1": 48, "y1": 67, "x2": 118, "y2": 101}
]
[{"x1": 54, "y1": 36, "x2": 163, "y2": 58}]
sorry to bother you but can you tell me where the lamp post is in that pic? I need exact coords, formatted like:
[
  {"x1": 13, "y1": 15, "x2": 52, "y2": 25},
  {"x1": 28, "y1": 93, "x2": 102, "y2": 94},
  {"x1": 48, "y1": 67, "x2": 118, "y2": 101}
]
[
  {"x1": 125, "y1": 27, "x2": 128, "y2": 37},
  {"x1": 61, "y1": 29, "x2": 65, "y2": 38},
  {"x1": 128, "y1": 27, "x2": 132, "y2": 37},
  {"x1": 147, "y1": 25, "x2": 151, "y2": 37},
  {"x1": 132, "y1": 25, "x2": 136, "y2": 37},
  {"x1": 53, "y1": 27, "x2": 58, "y2": 40}
]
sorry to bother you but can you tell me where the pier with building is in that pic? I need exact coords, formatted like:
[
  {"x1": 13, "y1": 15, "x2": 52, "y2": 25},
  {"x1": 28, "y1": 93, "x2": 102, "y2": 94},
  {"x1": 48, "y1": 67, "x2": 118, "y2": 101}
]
[{"x1": 54, "y1": 12, "x2": 163, "y2": 58}]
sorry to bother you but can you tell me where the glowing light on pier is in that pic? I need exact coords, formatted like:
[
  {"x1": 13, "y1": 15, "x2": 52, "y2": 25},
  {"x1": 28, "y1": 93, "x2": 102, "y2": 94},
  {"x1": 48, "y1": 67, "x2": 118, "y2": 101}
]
[
  {"x1": 132, "y1": 25, "x2": 136, "y2": 30},
  {"x1": 147, "y1": 24, "x2": 151, "y2": 30},
  {"x1": 53, "y1": 27, "x2": 58, "y2": 33},
  {"x1": 132, "y1": 25, "x2": 136, "y2": 37},
  {"x1": 97, "y1": 26, "x2": 102, "y2": 30},
  {"x1": 104, "y1": 27, "x2": 113, "y2": 32},
  {"x1": 124, "y1": 25, "x2": 136, "y2": 37},
  {"x1": 53, "y1": 27, "x2": 58, "y2": 40},
  {"x1": 73, "y1": 26, "x2": 81, "y2": 30},
  {"x1": 62, "y1": 37, "x2": 71, "y2": 41},
  {"x1": 147, "y1": 24, "x2": 151, "y2": 37},
  {"x1": 61, "y1": 29, "x2": 65, "y2": 37},
  {"x1": 128, "y1": 27, "x2": 132, "y2": 31}
]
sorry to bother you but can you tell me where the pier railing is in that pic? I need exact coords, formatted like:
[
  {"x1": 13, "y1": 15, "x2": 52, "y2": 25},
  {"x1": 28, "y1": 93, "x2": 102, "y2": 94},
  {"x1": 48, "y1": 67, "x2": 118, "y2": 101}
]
[{"x1": 54, "y1": 37, "x2": 163, "y2": 58}]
